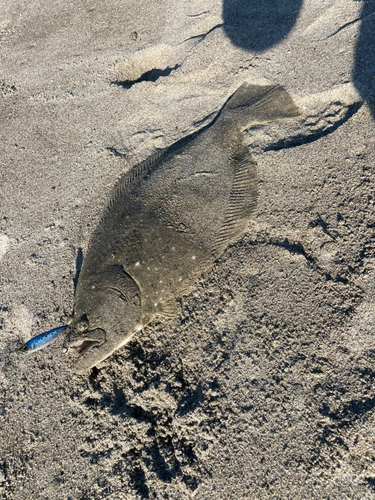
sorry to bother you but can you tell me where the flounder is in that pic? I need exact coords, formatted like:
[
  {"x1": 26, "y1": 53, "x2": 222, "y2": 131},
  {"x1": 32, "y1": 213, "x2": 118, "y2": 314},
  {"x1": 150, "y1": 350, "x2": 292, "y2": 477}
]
[{"x1": 66, "y1": 83, "x2": 300, "y2": 373}]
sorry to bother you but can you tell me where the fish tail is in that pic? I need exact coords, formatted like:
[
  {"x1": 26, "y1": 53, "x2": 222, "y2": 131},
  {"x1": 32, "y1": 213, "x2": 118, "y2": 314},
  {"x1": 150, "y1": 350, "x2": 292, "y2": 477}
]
[{"x1": 216, "y1": 82, "x2": 300, "y2": 130}]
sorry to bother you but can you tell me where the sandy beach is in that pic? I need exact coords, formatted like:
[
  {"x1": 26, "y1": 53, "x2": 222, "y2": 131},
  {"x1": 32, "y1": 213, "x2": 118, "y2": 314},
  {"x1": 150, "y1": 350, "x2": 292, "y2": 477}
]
[{"x1": 1, "y1": 0, "x2": 375, "y2": 498}]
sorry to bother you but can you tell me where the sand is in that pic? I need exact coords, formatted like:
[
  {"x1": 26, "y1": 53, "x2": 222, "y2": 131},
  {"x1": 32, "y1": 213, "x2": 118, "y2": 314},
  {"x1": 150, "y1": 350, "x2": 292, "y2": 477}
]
[{"x1": 1, "y1": 0, "x2": 375, "y2": 498}]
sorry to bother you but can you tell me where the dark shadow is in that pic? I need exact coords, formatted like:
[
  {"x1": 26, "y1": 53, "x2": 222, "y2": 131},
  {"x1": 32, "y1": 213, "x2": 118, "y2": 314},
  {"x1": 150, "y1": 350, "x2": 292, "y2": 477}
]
[
  {"x1": 264, "y1": 102, "x2": 363, "y2": 151},
  {"x1": 111, "y1": 384, "x2": 128, "y2": 415},
  {"x1": 129, "y1": 467, "x2": 150, "y2": 499},
  {"x1": 73, "y1": 247, "x2": 83, "y2": 292},
  {"x1": 353, "y1": 1, "x2": 375, "y2": 119},
  {"x1": 177, "y1": 382, "x2": 204, "y2": 417},
  {"x1": 365, "y1": 477, "x2": 375, "y2": 492},
  {"x1": 223, "y1": 0, "x2": 303, "y2": 51},
  {"x1": 150, "y1": 441, "x2": 181, "y2": 482},
  {"x1": 112, "y1": 64, "x2": 179, "y2": 89},
  {"x1": 308, "y1": 213, "x2": 337, "y2": 241},
  {"x1": 318, "y1": 391, "x2": 375, "y2": 425}
]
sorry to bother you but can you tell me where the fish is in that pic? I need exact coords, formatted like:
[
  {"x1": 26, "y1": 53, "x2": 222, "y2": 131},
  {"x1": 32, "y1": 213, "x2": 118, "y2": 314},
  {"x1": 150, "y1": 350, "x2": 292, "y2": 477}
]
[
  {"x1": 65, "y1": 82, "x2": 300, "y2": 373},
  {"x1": 18, "y1": 325, "x2": 68, "y2": 353}
]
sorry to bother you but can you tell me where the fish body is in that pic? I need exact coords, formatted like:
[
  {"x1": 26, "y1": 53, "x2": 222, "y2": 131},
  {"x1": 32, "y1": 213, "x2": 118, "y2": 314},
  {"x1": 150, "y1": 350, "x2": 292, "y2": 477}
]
[
  {"x1": 18, "y1": 325, "x2": 68, "y2": 353},
  {"x1": 67, "y1": 83, "x2": 300, "y2": 373}
]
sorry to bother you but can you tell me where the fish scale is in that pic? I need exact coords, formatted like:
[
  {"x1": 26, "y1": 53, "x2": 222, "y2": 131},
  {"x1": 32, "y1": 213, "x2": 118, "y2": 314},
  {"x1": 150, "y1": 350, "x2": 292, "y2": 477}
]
[{"x1": 66, "y1": 83, "x2": 300, "y2": 373}]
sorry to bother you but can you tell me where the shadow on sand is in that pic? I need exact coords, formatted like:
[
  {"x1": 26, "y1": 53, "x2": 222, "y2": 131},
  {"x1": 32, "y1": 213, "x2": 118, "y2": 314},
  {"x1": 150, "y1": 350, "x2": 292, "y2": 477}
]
[
  {"x1": 222, "y1": 0, "x2": 303, "y2": 51},
  {"x1": 353, "y1": 0, "x2": 375, "y2": 118},
  {"x1": 223, "y1": 0, "x2": 375, "y2": 118}
]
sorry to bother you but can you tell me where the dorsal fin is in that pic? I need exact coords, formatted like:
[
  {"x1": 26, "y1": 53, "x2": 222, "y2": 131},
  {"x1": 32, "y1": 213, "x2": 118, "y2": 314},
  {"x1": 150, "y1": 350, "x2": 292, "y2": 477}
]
[{"x1": 104, "y1": 149, "x2": 166, "y2": 214}]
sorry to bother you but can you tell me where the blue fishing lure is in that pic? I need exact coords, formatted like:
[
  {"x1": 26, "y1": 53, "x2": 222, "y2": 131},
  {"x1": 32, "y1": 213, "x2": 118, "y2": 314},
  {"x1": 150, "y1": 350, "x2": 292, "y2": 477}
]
[{"x1": 18, "y1": 325, "x2": 68, "y2": 353}]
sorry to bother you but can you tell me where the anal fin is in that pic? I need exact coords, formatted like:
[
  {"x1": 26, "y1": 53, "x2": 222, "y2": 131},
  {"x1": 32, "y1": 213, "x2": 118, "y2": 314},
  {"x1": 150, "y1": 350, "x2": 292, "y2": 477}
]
[{"x1": 160, "y1": 298, "x2": 181, "y2": 318}]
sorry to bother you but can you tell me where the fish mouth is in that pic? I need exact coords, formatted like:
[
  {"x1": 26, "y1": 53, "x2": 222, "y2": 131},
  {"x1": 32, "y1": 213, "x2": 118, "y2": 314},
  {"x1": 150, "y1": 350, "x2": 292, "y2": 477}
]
[
  {"x1": 67, "y1": 328, "x2": 106, "y2": 356},
  {"x1": 70, "y1": 339, "x2": 96, "y2": 354}
]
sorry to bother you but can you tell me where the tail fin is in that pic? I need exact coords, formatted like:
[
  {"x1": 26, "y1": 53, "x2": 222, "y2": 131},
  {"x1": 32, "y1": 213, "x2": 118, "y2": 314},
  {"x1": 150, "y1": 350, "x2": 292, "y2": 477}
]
[{"x1": 216, "y1": 83, "x2": 300, "y2": 130}]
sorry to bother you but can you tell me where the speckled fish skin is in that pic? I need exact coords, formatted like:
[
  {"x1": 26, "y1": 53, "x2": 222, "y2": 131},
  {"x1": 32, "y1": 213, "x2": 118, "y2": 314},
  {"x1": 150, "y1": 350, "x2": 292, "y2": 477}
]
[
  {"x1": 67, "y1": 83, "x2": 300, "y2": 373},
  {"x1": 18, "y1": 325, "x2": 68, "y2": 353}
]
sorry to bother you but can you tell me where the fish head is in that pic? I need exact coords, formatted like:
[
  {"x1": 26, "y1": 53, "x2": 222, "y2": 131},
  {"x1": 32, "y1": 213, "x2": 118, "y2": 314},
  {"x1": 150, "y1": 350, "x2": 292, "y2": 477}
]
[
  {"x1": 18, "y1": 343, "x2": 32, "y2": 353},
  {"x1": 67, "y1": 264, "x2": 141, "y2": 374}
]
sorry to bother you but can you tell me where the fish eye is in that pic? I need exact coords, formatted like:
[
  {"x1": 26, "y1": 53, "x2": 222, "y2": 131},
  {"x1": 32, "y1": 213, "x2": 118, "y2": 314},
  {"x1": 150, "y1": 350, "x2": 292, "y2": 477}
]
[
  {"x1": 76, "y1": 318, "x2": 89, "y2": 333},
  {"x1": 18, "y1": 343, "x2": 30, "y2": 353}
]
